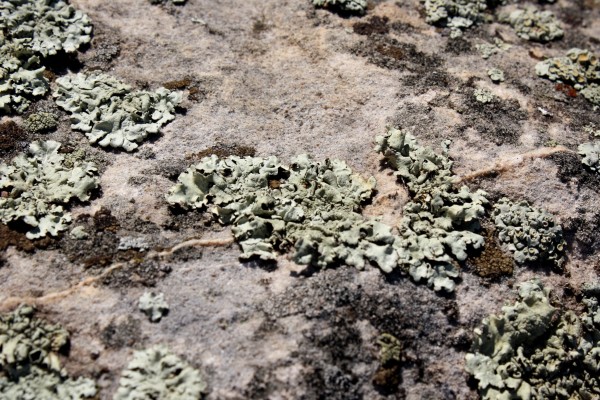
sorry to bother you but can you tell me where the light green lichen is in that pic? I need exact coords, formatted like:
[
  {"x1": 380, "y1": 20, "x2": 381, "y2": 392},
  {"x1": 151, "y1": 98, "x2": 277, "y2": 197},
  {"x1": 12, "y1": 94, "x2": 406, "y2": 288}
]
[
  {"x1": 475, "y1": 39, "x2": 511, "y2": 59},
  {"x1": 499, "y1": 7, "x2": 563, "y2": 42},
  {"x1": 24, "y1": 111, "x2": 58, "y2": 134},
  {"x1": 54, "y1": 72, "x2": 182, "y2": 151},
  {"x1": 0, "y1": 140, "x2": 99, "y2": 239},
  {"x1": 423, "y1": 0, "x2": 492, "y2": 38},
  {"x1": 493, "y1": 197, "x2": 565, "y2": 267},
  {"x1": 70, "y1": 225, "x2": 88, "y2": 240},
  {"x1": 579, "y1": 141, "x2": 600, "y2": 173},
  {"x1": 115, "y1": 346, "x2": 206, "y2": 400},
  {"x1": 474, "y1": 88, "x2": 495, "y2": 103},
  {"x1": 0, "y1": 305, "x2": 97, "y2": 399},
  {"x1": 466, "y1": 280, "x2": 600, "y2": 399},
  {"x1": 375, "y1": 128, "x2": 488, "y2": 292},
  {"x1": 0, "y1": 0, "x2": 92, "y2": 57},
  {"x1": 312, "y1": 0, "x2": 367, "y2": 14},
  {"x1": 536, "y1": 48, "x2": 600, "y2": 105},
  {"x1": 139, "y1": 292, "x2": 169, "y2": 322},
  {"x1": 487, "y1": 67, "x2": 505, "y2": 83}
]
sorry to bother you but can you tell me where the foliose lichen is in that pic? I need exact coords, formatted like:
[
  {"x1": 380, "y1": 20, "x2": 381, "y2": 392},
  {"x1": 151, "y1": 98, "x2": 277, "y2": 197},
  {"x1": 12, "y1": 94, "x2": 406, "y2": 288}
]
[
  {"x1": 492, "y1": 197, "x2": 566, "y2": 267},
  {"x1": 312, "y1": 0, "x2": 368, "y2": 15},
  {"x1": 466, "y1": 280, "x2": 600, "y2": 399},
  {"x1": 535, "y1": 48, "x2": 600, "y2": 105},
  {"x1": 24, "y1": 111, "x2": 58, "y2": 134},
  {"x1": 475, "y1": 39, "x2": 511, "y2": 59},
  {"x1": 0, "y1": 0, "x2": 92, "y2": 57},
  {"x1": 115, "y1": 346, "x2": 206, "y2": 400},
  {"x1": 499, "y1": 7, "x2": 563, "y2": 42},
  {"x1": 138, "y1": 292, "x2": 169, "y2": 322},
  {"x1": 375, "y1": 128, "x2": 488, "y2": 291},
  {"x1": 0, "y1": 305, "x2": 97, "y2": 399},
  {"x1": 487, "y1": 67, "x2": 505, "y2": 83},
  {"x1": 54, "y1": 72, "x2": 182, "y2": 151},
  {"x1": 0, "y1": 0, "x2": 92, "y2": 114},
  {"x1": 474, "y1": 88, "x2": 495, "y2": 103},
  {"x1": 578, "y1": 141, "x2": 600, "y2": 173},
  {"x1": 422, "y1": 0, "x2": 492, "y2": 38},
  {"x1": 0, "y1": 140, "x2": 99, "y2": 239}
]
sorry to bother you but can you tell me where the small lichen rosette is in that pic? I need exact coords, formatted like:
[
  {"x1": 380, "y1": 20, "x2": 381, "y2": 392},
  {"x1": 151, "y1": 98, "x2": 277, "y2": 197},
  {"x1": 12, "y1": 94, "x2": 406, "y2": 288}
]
[
  {"x1": 466, "y1": 280, "x2": 600, "y2": 399},
  {"x1": 312, "y1": 0, "x2": 367, "y2": 14},
  {"x1": 579, "y1": 141, "x2": 600, "y2": 172},
  {"x1": 493, "y1": 197, "x2": 566, "y2": 267},
  {"x1": 423, "y1": 0, "x2": 490, "y2": 38},
  {"x1": 500, "y1": 7, "x2": 563, "y2": 42},
  {"x1": 115, "y1": 346, "x2": 206, "y2": 400},
  {"x1": 0, "y1": 140, "x2": 99, "y2": 239},
  {"x1": 54, "y1": 72, "x2": 182, "y2": 151}
]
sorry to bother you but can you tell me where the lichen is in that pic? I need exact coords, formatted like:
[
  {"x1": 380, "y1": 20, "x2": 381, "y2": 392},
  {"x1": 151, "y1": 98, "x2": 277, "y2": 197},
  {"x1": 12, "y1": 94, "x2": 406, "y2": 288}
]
[
  {"x1": 24, "y1": 111, "x2": 58, "y2": 134},
  {"x1": 138, "y1": 292, "x2": 169, "y2": 322},
  {"x1": 474, "y1": 88, "x2": 495, "y2": 103},
  {"x1": 0, "y1": 140, "x2": 99, "y2": 239},
  {"x1": 0, "y1": 305, "x2": 97, "y2": 399},
  {"x1": 536, "y1": 48, "x2": 600, "y2": 106},
  {"x1": 487, "y1": 67, "x2": 505, "y2": 83},
  {"x1": 54, "y1": 72, "x2": 182, "y2": 151},
  {"x1": 115, "y1": 346, "x2": 206, "y2": 400},
  {"x1": 493, "y1": 197, "x2": 566, "y2": 267},
  {"x1": 475, "y1": 39, "x2": 511, "y2": 59},
  {"x1": 499, "y1": 7, "x2": 563, "y2": 42},
  {"x1": 466, "y1": 280, "x2": 600, "y2": 399},
  {"x1": 0, "y1": 0, "x2": 92, "y2": 57},
  {"x1": 422, "y1": 0, "x2": 492, "y2": 38},
  {"x1": 312, "y1": 0, "x2": 367, "y2": 15},
  {"x1": 375, "y1": 128, "x2": 488, "y2": 291},
  {"x1": 578, "y1": 141, "x2": 600, "y2": 173}
]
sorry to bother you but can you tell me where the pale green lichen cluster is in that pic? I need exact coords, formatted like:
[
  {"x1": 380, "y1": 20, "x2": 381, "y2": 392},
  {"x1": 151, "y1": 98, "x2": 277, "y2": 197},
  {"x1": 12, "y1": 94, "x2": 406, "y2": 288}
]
[
  {"x1": 493, "y1": 197, "x2": 565, "y2": 267},
  {"x1": 312, "y1": 0, "x2": 367, "y2": 14},
  {"x1": 499, "y1": 7, "x2": 563, "y2": 42},
  {"x1": 0, "y1": 305, "x2": 97, "y2": 399},
  {"x1": 536, "y1": 48, "x2": 600, "y2": 106},
  {"x1": 466, "y1": 280, "x2": 600, "y2": 399},
  {"x1": 139, "y1": 292, "x2": 169, "y2": 322},
  {"x1": 474, "y1": 88, "x2": 495, "y2": 103},
  {"x1": 167, "y1": 154, "x2": 402, "y2": 273},
  {"x1": 375, "y1": 128, "x2": 488, "y2": 291},
  {"x1": 423, "y1": 0, "x2": 491, "y2": 38},
  {"x1": 579, "y1": 141, "x2": 600, "y2": 173},
  {"x1": 475, "y1": 39, "x2": 511, "y2": 59},
  {"x1": 115, "y1": 346, "x2": 206, "y2": 400},
  {"x1": 0, "y1": 0, "x2": 92, "y2": 114},
  {"x1": 54, "y1": 72, "x2": 182, "y2": 151},
  {"x1": 487, "y1": 67, "x2": 505, "y2": 83},
  {"x1": 0, "y1": 140, "x2": 99, "y2": 239},
  {"x1": 24, "y1": 111, "x2": 58, "y2": 134}
]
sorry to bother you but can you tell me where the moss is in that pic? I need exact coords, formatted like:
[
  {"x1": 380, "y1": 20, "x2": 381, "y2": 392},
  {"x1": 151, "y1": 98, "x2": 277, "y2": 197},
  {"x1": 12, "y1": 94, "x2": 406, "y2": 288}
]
[
  {"x1": 0, "y1": 120, "x2": 27, "y2": 155},
  {"x1": 353, "y1": 16, "x2": 390, "y2": 36},
  {"x1": 469, "y1": 224, "x2": 514, "y2": 279}
]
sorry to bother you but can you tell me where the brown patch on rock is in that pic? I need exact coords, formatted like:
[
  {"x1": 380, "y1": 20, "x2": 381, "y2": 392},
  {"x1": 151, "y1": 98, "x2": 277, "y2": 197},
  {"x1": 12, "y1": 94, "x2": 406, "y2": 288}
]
[
  {"x1": 162, "y1": 78, "x2": 193, "y2": 90},
  {"x1": 101, "y1": 316, "x2": 141, "y2": 349},
  {"x1": 353, "y1": 16, "x2": 389, "y2": 36},
  {"x1": 469, "y1": 224, "x2": 514, "y2": 279},
  {"x1": 0, "y1": 120, "x2": 28, "y2": 156},
  {"x1": 186, "y1": 143, "x2": 257, "y2": 161},
  {"x1": 93, "y1": 207, "x2": 120, "y2": 233}
]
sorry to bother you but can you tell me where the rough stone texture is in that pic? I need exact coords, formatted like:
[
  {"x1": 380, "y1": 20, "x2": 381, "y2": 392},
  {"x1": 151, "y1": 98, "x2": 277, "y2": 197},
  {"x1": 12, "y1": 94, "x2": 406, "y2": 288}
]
[{"x1": 0, "y1": 0, "x2": 599, "y2": 399}]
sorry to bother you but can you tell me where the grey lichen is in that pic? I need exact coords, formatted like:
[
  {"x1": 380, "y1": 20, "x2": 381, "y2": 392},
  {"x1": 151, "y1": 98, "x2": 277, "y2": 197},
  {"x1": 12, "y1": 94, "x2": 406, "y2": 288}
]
[
  {"x1": 500, "y1": 7, "x2": 563, "y2": 42},
  {"x1": 423, "y1": 0, "x2": 491, "y2": 38},
  {"x1": 493, "y1": 197, "x2": 566, "y2": 267},
  {"x1": 536, "y1": 48, "x2": 600, "y2": 105},
  {"x1": 24, "y1": 111, "x2": 58, "y2": 134},
  {"x1": 54, "y1": 72, "x2": 182, "y2": 151},
  {"x1": 466, "y1": 280, "x2": 600, "y2": 399},
  {"x1": 0, "y1": 0, "x2": 92, "y2": 57},
  {"x1": 0, "y1": 305, "x2": 97, "y2": 399},
  {"x1": 312, "y1": 0, "x2": 367, "y2": 15},
  {"x1": 474, "y1": 88, "x2": 495, "y2": 103},
  {"x1": 475, "y1": 38, "x2": 511, "y2": 59},
  {"x1": 70, "y1": 225, "x2": 89, "y2": 240},
  {"x1": 375, "y1": 128, "x2": 488, "y2": 292},
  {"x1": 487, "y1": 67, "x2": 505, "y2": 83},
  {"x1": 0, "y1": 140, "x2": 99, "y2": 239},
  {"x1": 578, "y1": 141, "x2": 600, "y2": 173},
  {"x1": 139, "y1": 292, "x2": 169, "y2": 322},
  {"x1": 115, "y1": 346, "x2": 206, "y2": 400}
]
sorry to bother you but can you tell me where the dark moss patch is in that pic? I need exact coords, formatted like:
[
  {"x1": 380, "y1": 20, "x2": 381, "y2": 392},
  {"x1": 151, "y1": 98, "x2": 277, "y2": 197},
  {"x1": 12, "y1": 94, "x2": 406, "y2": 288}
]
[
  {"x1": 186, "y1": 143, "x2": 257, "y2": 161},
  {"x1": 101, "y1": 258, "x2": 171, "y2": 288},
  {"x1": 84, "y1": 30, "x2": 121, "y2": 71},
  {"x1": 101, "y1": 316, "x2": 141, "y2": 349},
  {"x1": 467, "y1": 223, "x2": 514, "y2": 279},
  {"x1": 93, "y1": 207, "x2": 120, "y2": 233},
  {"x1": 352, "y1": 36, "x2": 443, "y2": 72},
  {"x1": 163, "y1": 78, "x2": 193, "y2": 90},
  {"x1": 549, "y1": 151, "x2": 600, "y2": 189},
  {"x1": 353, "y1": 16, "x2": 389, "y2": 36},
  {"x1": 444, "y1": 37, "x2": 472, "y2": 55},
  {"x1": 0, "y1": 120, "x2": 28, "y2": 156}
]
